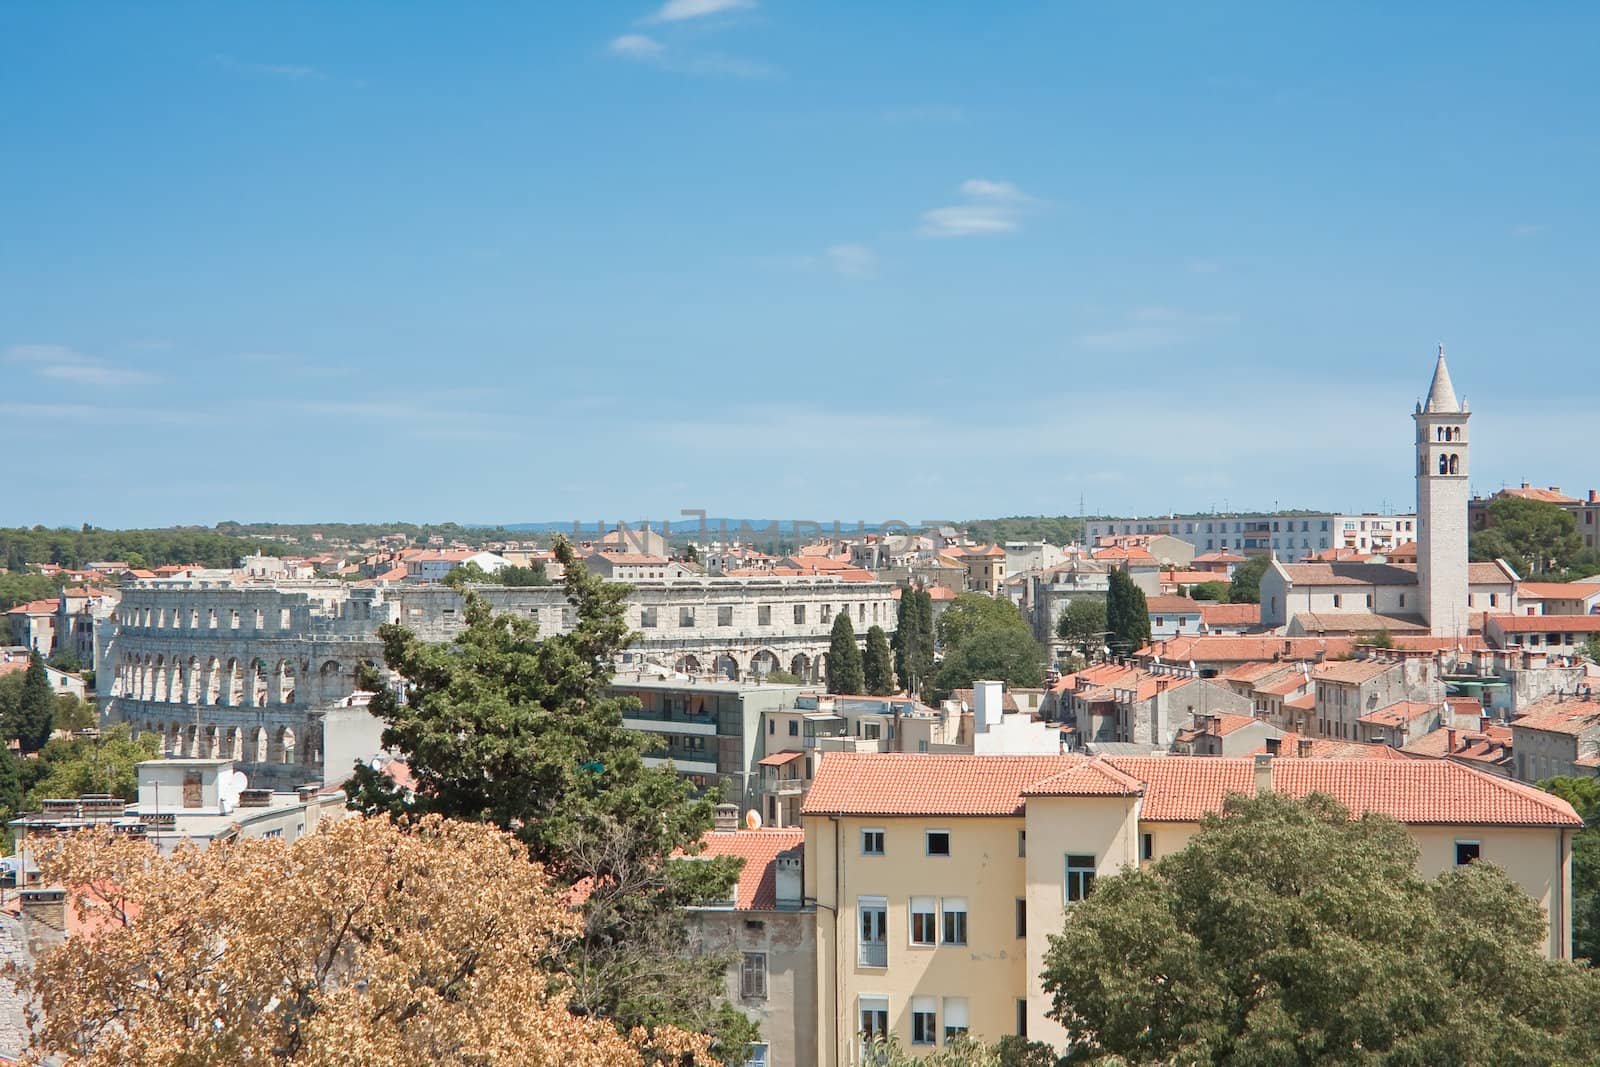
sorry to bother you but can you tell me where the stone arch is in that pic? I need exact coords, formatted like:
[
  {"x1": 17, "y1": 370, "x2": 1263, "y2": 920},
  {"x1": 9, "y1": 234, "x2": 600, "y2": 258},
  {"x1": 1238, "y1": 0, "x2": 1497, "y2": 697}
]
[
  {"x1": 1438, "y1": 453, "x2": 1449, "y2": 475},
  {"x1": 301, "y1": 724, "x2": 323, "y2": 766},
  {"x1": 674, "y1": 654, "x2": 702, "y2": 674},
  {"x1": 201, "y1": 725, "x2": 220, "y2": 759},
  {"x1": 185, "y1": 657, "x2": 201, "y2": 704},
  {"x1": 714, "y1": 653, "x2": 739, "y2": 680},
  {"x1": 789, "y1": 653, "x2": 811, "y2": 681},
  {"x1": 204, "y1": 657, "x2": 222, "y2": 706},
  {"x1": 1448, "y1": 453, "x2": 1459, "y2": 475},
  {"x1": 318, "y1": 659, "x2": 345, "y2": 706},
  {"x1": 269, "y1": 725, "x2": 297, "y2": 765},
  {"x1": 249, "y1": 726, "x2": 268, "y2": 763},
  {"x1": 750, "y1": 649, "x2": 780, "y2": 676},
  {"x1": 250, "y1": 658, "x2": 269, "y2": 707}
]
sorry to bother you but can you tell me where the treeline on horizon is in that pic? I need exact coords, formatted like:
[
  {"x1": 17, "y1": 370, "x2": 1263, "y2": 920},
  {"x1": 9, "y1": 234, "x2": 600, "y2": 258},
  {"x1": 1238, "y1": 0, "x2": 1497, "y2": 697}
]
[{"x1": 0, "y1": 526, "x2": 290, "y2": 574}]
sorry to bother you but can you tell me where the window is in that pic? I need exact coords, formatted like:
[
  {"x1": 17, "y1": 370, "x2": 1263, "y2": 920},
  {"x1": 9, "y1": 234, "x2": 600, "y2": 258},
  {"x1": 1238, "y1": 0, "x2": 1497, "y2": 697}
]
[
  {"x1": 793, "y1": 605, "x2": 805, "y2": 624},
  {"x1": 1065, "y1": 854, "x2": 1096, "y2": 902},
  {"x1": 767, "y1": 719, "x2": 774, "y2": 735},
  {"x1": 717, "y1": 605, "x2": 733, "y2": 627},
  {"x1": 861, "y1": 829, "x2": 885, "y2": 855},
  {"x1": 941, "y1": 897, "x2": 967, "y2": 945},
  {"x1": 640, "y1": 607, "x2": 658, "y2": 628},
  {"x1": 1141, "y1": 833, "x2": 1153, "y2": 861},
  {"x1": 858, "y1": 899, "x2": 887, "y2": 967},
  {"x1": 911, "y1": 997, "x2": 937, "y2": 1045},
  {"x1": 788, "y1": 719, "x2": 799, "y2": 736},
  {"x1": 743, "y1": 1042, "x2": 769, "y2": 1067},
  {"x1": 1332, "y1": 595, "x2": 1342, "y2": 608},
  {"x1": 758, "y1": 605, "x2": 771, "y2": 626},
  {"x1": 1017, "y1": 999, "x2": 1028, "y2": 1037},
  {"x1": 1015, "y1": 897, "x2": 1027, "y2": 938},
  {"x1": 1018, "y1": 829, "x2": 1026, "y2": 857},
  {"x1": 740, "y1": 952, "x2": 767, "y2": 999},
  {"x1": 1456, "y1": 841, "x2": 1481, "y2": 866},
  {"x1": 859, "y1": 996, "x2": 889, "y2": 1042},
  {"x1": 944, "y1": 997, "x2": 970, "y2": 1043},
  {"x1": 1399, "y1": 594, "x2": 1406, "y2": 608},
  {"x1": 679, "y1": 606, "x2": 695, "y2": 627},
  {"x1": 925, "y1": 830, "x2": 950, "y2": 856},
  {"x1": 821, "y1": 604, "x2": 832, "y2": 622},
  {"x1": 911, "y1": 896, "x2": 937, "y2": 945}
]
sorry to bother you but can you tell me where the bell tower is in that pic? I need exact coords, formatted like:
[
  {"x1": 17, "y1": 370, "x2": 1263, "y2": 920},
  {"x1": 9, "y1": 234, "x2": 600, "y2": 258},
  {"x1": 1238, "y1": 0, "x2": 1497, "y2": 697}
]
[{"x1": 1414, "y1": 345, "x2": 1470, "y2": 638}]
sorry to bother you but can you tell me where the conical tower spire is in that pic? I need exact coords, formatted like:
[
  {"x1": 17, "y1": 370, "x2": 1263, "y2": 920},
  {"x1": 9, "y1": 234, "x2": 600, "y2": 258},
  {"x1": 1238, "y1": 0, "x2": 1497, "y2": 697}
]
[{"x1": 1424, "y1": 343, "x2": 1460, "y2": 413}]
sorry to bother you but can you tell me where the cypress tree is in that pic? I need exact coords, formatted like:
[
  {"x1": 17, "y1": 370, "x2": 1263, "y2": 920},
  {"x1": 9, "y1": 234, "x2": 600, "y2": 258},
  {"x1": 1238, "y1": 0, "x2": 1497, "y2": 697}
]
[
  {"x1": 16, "y1": 650, "x2": 56, "y2": 754},
  {"x1": 826, "y1": 612, "x2": 865, "y2": 695},
  {"x1": 863, "y1": 625, "x2": 894, "y2": 695},
  {"x1": 1106, "y1": 569, "x2": 1152, "y2": 655}
]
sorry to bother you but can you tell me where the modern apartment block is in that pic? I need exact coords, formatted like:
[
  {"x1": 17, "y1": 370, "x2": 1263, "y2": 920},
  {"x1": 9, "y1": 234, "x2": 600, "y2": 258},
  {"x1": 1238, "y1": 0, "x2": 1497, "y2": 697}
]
[{"x1": 1084, "y1": 512, "x2": 1417, "y2": 559}]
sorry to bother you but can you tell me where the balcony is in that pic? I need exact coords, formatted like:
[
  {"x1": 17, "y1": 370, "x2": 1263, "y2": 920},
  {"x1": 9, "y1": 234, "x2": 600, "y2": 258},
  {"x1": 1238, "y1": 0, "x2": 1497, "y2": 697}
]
[{"x1": 858, "y1": 941, "x2": 887, "y2": 968}]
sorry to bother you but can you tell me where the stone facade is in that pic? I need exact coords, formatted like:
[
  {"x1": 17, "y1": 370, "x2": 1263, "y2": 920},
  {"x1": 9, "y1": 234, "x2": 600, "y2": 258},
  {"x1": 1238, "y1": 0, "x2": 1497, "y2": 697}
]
[
  {"x1": 104, "y1": 575, "x2": 895, "y2": 790},
  {"x1": 1415, "y1": 349, "x2": 1472, "y2": 638}
]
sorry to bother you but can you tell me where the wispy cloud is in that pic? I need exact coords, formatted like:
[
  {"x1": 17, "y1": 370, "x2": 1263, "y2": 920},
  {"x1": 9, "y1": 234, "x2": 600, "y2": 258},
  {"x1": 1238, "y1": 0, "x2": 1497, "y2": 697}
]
[
  {"x1": 5, "y1": 344, "x2": 158, "y2": 387},
  {"x1": 1510, "y1": 223, "x2": 1547, "y2": 238},
  {"x1": 645, "y1": 0, "x2": 755, "y2": 24},
  {"x1": 609, "y1": 34, "x2": 664, "y2": 59},
  {"x1": 1074, "y1": 308, "x2": 1240, "y2": 352},
  {"x1": 917, "y1": 178, "x2": 1037, "y2": 238},
  {"x1": 826, "y1": 244, "x2": 876, "y2": 279},
  {"x1": 214, "y1": 54, "x2": 324, "y2": 81}
]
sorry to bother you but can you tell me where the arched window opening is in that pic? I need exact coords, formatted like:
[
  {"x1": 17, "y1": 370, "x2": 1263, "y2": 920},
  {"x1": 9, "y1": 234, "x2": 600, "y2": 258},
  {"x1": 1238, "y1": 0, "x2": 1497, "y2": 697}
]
[
  {"x1": 1439, "y1": 454, "x2": 1449, "y2": 475},
  {"x1": 1448, "y1": 453, "x2": 1459, "y2": 475}
]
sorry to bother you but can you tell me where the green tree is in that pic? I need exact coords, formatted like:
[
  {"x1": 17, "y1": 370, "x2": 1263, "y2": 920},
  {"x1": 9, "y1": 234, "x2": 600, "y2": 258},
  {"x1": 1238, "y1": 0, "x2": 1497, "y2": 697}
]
[
  {"x1": 53, "y1": 693, "x2": 97, "y2": 734},
  {"x1": 1042, "y1": 791, "x2": 1600, "y2": 1066},
  {"x1": 1471, "y1": 496, "x2": 1585, "y2": 578},
  {"x1": 863, "y1": 625, "x2": 894, "y2": 695},
  {"x1": 1104, "y1": 569, "x2": 1151, "y2": 654},
  {"x1": 0, "y1": 748, "x2": 20, "y2": 846},
  {"x1": 46, "y1": 647, "x2": 84, "y2": 673},
  {"x1": 1583, "y1": 635, "x2": 1600, "y2": 664},
  {"x1": 1227, "y1": 555, "x2": 1270, "y2": 604},
  {"x1": 1543, "y1": 776, "x2": 1600, "y2": 965},
  {"x1": 1189, "y1": 580, "x2": 1230, "y2": 602},
  {"x1": 8, "y1": 651, "x2": 57, "y2": 754},
  {"x1": 440, "y1": 561, "x2": 492, "y2": 588},
  {"x1": 1055, "y1": 598, "x2": 1107, "y2": 658},
  {"x1": 936, "y1": 592, "x2": 1028, "y2": 650},
  {"x1": 892, "y1": 587, "x2": 935, "y2": 696},
  {"x1": 343, "y1": 538, "x2": 753, "y2": 1058},
  {"x1": 496, "y1": 563, "x2": 550, "y2": 586},
  {"x1": 826, "y1": 612, "x2": 865, "y2": 695},
  {"x1": 932, "y1": 626, "x2": 1045, "y2": 696},
  {"x1": 682, "y1": 544, "x2": 699, "y2": 564},
  {"x1": 25, "y1": 725, "x2": 163, "y2": 804}
]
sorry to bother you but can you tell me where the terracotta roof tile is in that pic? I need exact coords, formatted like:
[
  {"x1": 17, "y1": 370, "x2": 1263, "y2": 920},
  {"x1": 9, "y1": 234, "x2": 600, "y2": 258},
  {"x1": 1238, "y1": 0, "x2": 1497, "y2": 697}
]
[
  {"x1": 801, "y1": 753, "x2": 1084, "y2": 817},
  {"x1": 693, "y1": 829, "x2": 805, "y2": 910},
  {"x1": 1145, "y1": 596, "x2": 1205, "y2": 615},
  {"x1": 1201, "y1": 603, "x2": 1261, "y2": 626},
  {"x1": 1488, "y1": 614, "x2": 1600, "y2": 634},
  {"x1": 1358, "y1": 700, "x2": 1439, "y2": 727},
  {"x1": 1023, "y1": 759, "x2": 1144, "y2": 797}
]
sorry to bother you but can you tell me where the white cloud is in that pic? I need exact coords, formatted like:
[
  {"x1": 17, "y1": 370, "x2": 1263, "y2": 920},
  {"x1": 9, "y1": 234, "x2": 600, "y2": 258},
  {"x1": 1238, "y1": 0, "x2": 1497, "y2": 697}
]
[
  {"x1": 826, "y1": 244, "x2": 876, "y2": 279},
  {"x1": 646, "y1": 0, "x2": 755, "y2": 23},
  {"x1": 5, "y1": 344, "x2": 158, "y2": 387},
  {"x1": 214, "y1": 54, "x2": 323, "y2": 80},
  {"x1": 917, "y1": 178, "x2": 1036, "y2": 238},
  {"x1": 959, "y1": 178, "x2": 1027, "y2": 202},
  {"x1": 608, "y1": 34, "x2": 664, "y2": 59}
]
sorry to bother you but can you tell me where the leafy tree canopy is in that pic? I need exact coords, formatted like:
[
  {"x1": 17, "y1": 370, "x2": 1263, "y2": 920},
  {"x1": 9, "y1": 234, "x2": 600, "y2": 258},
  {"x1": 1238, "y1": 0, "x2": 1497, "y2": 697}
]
[
  {"x1": 936, "y1": 592, "x2": 1031, "y2": 649},
  {"x1": 1043, "y1": 791, "x2": 1600, "y2": 1066},
  {"x1": 1188, "y1": 580, "x2": 1231, "y2": 602},
  {"x1": 11, "y1": 815, "x2": 717, "y2": 1067},
  {"x1": 1227, "y1": 555, "x2": 1271, "y2": 604},
  {"x1": 1470, "y1": 496, "x2": 1586, "y2": 578},
  {"x1": 1543, "y1": 776, "x2": 1600, "y2": 966},
  {"x1": 345, "y1": 538, "x2": 752, "y2": 1057},
  {"x1": 24, "y1": 724, "x2": 163, "y2": 806},
  {"x1": 1055, "y1": 598, "x2": 1107, "y2": 657}
]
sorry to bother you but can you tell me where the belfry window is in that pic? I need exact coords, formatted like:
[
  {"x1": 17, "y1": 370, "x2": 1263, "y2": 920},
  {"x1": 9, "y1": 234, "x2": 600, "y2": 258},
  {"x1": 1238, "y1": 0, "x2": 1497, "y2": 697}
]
[
  {"x1": 1448, "y1": 454, "x2": 1459, "y2": 474},
  {"x1": 1439, "y1": 454, "x2": 1449, "y2": 475}
]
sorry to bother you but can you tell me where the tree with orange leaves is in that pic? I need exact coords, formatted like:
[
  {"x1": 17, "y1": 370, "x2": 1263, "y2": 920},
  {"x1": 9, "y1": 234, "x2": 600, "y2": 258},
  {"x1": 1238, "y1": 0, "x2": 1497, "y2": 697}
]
[{"x1": 9, "y1": 814, "x2": 714, "y2": 1067}]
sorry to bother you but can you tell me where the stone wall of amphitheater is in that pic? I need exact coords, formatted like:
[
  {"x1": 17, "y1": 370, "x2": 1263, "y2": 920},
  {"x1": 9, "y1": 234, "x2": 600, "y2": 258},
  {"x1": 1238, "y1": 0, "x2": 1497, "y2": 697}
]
[{"x1": 104, "y1": 575, "x2": 896, "y2": 789}]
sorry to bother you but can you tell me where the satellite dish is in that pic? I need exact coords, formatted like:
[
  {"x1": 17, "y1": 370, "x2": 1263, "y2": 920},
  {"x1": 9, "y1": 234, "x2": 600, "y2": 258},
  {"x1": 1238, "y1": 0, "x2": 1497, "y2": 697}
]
[
  {"x1": 745, "y1": 809, "x2": 762, "y2": 830},
  {"x1": 219, "y1": 770, "x2": 248, "y2": 813},
  {"x1": 369, "y1": 756, "x2": 386, "y2": 771}
]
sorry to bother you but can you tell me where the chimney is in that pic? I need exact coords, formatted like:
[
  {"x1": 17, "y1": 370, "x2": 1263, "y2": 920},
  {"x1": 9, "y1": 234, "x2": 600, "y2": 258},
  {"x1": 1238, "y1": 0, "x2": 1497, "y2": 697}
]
[
  {"x1": 19, "y1": 888, "x2": 68, "y2": 957},
  {"x1": 1253, "y1": 752, "x2": 1273, "y2": 795},
  {"x1": 1551, "y1": 487, "x2": 1562, "y2": 496},
  {"x1": 774, "y1": 847, "x2": 803, "y2": 908},
  {"x1": 712, "y1": 803, "x2": 740, "y2": 833},
  {"x1": 1521, "y1": 481, "x2": 1531, "y2": 490},
  {"x1": 1297, "y1": 737, "x2": 1314, "y2": 758},
  {"x1": 1589, "y1": 490, "x2": 1598, "y2": 504},
  {"x1": 1265, "y1": 735, "x2": 1282, "y2": 756},
  {"x1": 974, "y1": 680, "x2": 1004, "y2": 733},
  {"x1": 1446, "y1": 728, "x2": 1457, "y2": 753}
]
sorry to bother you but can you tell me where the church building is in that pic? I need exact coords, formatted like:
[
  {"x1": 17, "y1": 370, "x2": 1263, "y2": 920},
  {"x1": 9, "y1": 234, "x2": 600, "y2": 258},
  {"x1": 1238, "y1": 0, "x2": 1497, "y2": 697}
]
[{"x1": 1259, "y1": 349, "x2": 1519, "y2": 638}]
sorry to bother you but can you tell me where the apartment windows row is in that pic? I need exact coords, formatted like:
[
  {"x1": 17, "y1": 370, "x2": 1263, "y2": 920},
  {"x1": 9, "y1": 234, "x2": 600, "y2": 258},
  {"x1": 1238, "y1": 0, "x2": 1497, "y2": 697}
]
[
  {"x1": 856, "y1": 896, "x2": 966, "y2": 962},
  {"x1": 858, "y1": 995, "x2": 970, "y2": 1048},
  {"x1": 859, "y1": 827, "x2": 951, "y2": 856}
]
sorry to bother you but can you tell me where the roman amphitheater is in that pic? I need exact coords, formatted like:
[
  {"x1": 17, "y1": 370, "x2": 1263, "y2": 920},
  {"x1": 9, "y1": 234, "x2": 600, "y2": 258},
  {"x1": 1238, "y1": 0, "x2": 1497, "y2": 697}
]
[{"x1": 104, "y1": 574, "x2": 896, "y2": 789}]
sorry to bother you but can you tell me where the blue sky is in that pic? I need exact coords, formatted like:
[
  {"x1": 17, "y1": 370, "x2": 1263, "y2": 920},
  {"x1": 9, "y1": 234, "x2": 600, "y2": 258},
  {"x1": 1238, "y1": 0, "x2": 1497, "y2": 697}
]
[{"x1": 4, "y1": 2, "x2": 1598, "y2": 529}]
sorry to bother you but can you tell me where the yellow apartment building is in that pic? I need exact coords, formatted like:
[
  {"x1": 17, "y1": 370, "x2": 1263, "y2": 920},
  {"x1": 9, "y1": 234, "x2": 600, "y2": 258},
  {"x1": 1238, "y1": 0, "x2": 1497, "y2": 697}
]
[{"x1": 802, "y1": 752, "x2": 1581, "y2": 1064}]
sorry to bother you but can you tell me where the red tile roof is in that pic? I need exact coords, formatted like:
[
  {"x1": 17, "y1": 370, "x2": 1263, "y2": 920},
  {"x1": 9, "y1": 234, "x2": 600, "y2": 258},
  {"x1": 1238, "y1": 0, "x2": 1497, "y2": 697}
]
[
  {"x1": 1358, "y1": 700, "x2": 1439, "y2": 727},
  {"x1": 1488, "y1": 614, "x2": 1600, "y2": 634},
  {"x1": 693, "y1": 830, "x2": 805, "y2": 910},
  {"x1": 1312, "y1": 659, "x2": 1400, "y2": 684},
  {"x1": 803, "y1": 752, "x2": 1578, "y2": 827},
  {"x1": 1201, "y1": 603, "x2": 1261, "y2": 627},
  {"x1": 5, "y1": 598, "x2": 59, "y2": 616},
  {"x1": 1509, "y1": 695, "x2": 1600, "y2": 737},
  {"x1": 1515, "y1": 582, "x2": 1600, "y2": 601},
  {"x1": 1145, "y1": 596, "x2": 1204, "y2": 615},
  {"x1": 1144, "y1": 635, "x2": 1357, "y2": 664},
  {"x1": 757, "y1": 750, "x2": 805, "y2": 767},
  {"x1": 1500, "y1": 486, "x2": 1580, "y2": 505}
]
